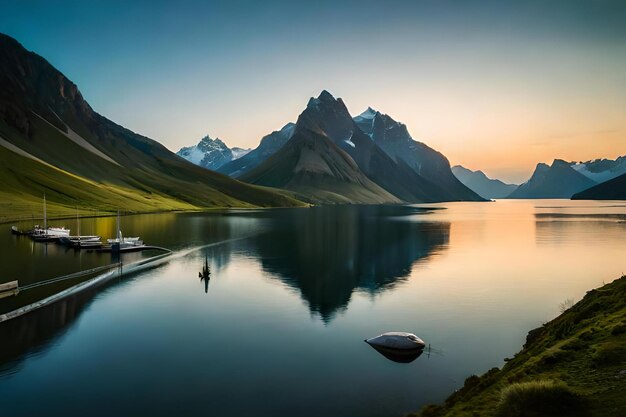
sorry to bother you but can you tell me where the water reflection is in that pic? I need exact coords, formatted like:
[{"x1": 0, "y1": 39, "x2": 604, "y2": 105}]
[
  {"x1": 366, "y1": 344, "x2": 425, "y2": 364},
  {"x1": 199, "y1": 253, "x2": 211, "y2": 294},
  {"x1": 0, "y1": 287, "x2": 99, "y2": 375},
  {"x1": 247, "y1": 206, "x2": 450, "y2": 322}
]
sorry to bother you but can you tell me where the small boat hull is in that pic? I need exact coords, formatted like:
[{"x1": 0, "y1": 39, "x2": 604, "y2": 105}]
[
  {"x1": 365, "y1": 332, "x2": 426, "y2": 363},
  {"x1": 365, "y1": 332, "x2": 426, "y2": 352}
]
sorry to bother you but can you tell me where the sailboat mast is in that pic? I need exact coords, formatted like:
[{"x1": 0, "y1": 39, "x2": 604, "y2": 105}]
[
  {"x1": 43, "y1": 192, "x2": 47, "y2": 232},
  {"x1": 116, "y1": 210, "x2": 120, "y2": 241},
  {"x1": 76, "y1": 207, "x2": 80, "y2": 241}
]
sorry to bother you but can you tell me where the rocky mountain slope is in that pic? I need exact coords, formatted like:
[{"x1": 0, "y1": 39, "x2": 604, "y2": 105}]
[{"x1": 355, "y1": 108, "x2": 482, "y2": 201}]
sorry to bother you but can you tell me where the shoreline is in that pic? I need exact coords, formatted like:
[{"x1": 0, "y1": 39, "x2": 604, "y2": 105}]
[
  {"x1": 0, "y1": 205, "x2": 313, "y2": 226},
  {"x1": 409, "y1": 274, "x2": 626, "y2": 417}
]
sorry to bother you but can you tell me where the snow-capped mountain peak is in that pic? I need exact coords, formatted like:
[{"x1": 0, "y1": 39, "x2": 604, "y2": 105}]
[
  {"x1": 177, "y1": 134, "x2": 251, "y2": 171},
  {"x1": 356, "y1": 107, "x2": 378, "y2": 120},
  {"x1": 570, "y1": 156, "x2": 626, "y2": 183}
]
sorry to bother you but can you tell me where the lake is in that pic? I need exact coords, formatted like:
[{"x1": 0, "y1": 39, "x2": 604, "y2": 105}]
[{"x1": 0, "y1": 200, "x2": 625, "y2": 416}]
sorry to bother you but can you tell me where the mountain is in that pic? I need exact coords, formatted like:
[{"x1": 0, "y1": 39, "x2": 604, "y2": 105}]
[
  {"x1": 239, "y1": 122, "x2": 400, "y2": 204},
  {"x1": 217, "y1": 123, "x2": 295, "y2": 177},
  {"x1": 176, "y1": 135, "x2": 250, "y2": 171},
  {"x1": 570, "y1": 156, "x2": 626, "y2": 183},
  {"x1": 572, "y1": 173, "x2": 626, "y2": 200},
  {"x1": 241, "y1": 91, "x2": 485, "y2": 203},
  {"x1": 354, "y1": 108, "x2": 483, "y2": 201},
  {"x1": 508, "y1": 159, "x2": 597, "y2": 199},
  {"x1": 452, "y1": 165, "x2": 518, "y2": 199},
  {"x1": 0, "y1": 33, "x2": 304, "y2": 220}
]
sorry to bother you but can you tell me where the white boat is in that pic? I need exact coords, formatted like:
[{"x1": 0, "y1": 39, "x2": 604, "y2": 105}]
[
  {"x1": 58, "y1": 210, "x2": 102, "y2": 247},
  {"x1": 32, "y1": 225, "x2": 71, "y2": 237},
  {"x1": 106, "y1": 211, "x2": 144, "y2": 250},
  {"x1": 365, "y1": 332, "x2": 425, "y2": 353},
  {"x1": 107, "y1": 231, "x2": 143, "y2": 248},
  {"x1": 30, "y1": 194, "x2": 70, "y2": 241},
  {"x1": 59, "y1": 235, "x2": 102, "y2": 248}
]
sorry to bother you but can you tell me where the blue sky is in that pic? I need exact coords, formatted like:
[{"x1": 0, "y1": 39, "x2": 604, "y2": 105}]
[{"x1": 1, "y1": 0, "x2": 625, "y2": 182}]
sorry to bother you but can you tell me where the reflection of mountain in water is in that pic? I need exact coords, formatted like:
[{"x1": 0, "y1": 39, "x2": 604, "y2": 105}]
[{"x1": 248, "y1": 206, "x2": 450, "y2": 322}]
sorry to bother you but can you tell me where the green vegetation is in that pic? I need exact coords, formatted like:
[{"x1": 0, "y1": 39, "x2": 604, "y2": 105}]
[
  {"x1": 496, "y1": 380, "x2": 585, "y2": 417},
  {"x1": 410, "y1": 275, "x2": 626, "y2": 417},
  {"x1": 0, "y1": 114, "x2": 307, "y2": 223},
  {"x1": 0, "y1": 33, "x2": 307, "y2": 223}
]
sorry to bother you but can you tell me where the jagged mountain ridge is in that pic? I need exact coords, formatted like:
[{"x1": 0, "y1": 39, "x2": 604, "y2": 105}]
[
  {"x1": 508, "y1": 156, "x2": 625, "y2": 199},
  {"x1": 451, "y1": 165, "x2": 518, "y2": 199},
  {"x1": 240, "y1": 124, "x2": 400, "y2": 204},
  {"x1": 176, "y1": 135, "x2": 250, "y2": 171},
  {"x1": 241, "y1": 91, "x2": 484, "y2": 203},
  {"x1": 508, "y1": 159, "x2": 597, "y2": 199},
  {"x1": 354, "y1": 107, "x2": 483, "y2": 201},
  {"x1": 570, "y1": 156, "x2": 626, "y2": 183}
]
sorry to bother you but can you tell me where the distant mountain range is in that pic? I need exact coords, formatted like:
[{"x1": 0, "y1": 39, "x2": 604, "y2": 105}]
[
  {"x1": 176, "y1": 135, "x2": 250, "y2": 170},
  {"x1": 0, "y1": 33, "x2": 304, "y2": 219},
  {"x1": 354, "y1": 107, "x2": 480, "y2": 201},
  {"x1": 212, "y1": 91, "x2": 484, "y2": 204},
  {"x1": 510, "y1": 157, "x2": 626, "y2": 199},
  {"x1": 451, "y1": 166, "x2": 518, "y2": 199}
]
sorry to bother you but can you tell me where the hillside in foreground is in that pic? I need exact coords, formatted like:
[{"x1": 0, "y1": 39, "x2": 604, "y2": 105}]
[
  {"x1": 410, "y1": 275, "x2": 626, "y2": 417},
  {"x1": 0, "y1": 33, "x2": 305, "y2": 222}
]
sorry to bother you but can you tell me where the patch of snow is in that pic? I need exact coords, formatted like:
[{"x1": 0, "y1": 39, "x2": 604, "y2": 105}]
[
  {"x1": 344, "y1": 131, "x2": 355, "y2": 148},
  {"x1": 572, "y1": 162, "x2": 626, "y2": 183},
  {"x1": 356, "y1": 107, "x2": 377, "y2": 120},
  {"x1": 231, "y1": 147, "x2": 251, "y2": 160},
  {"x1": 177, "y1": 145, "x2": 206, "y2": 165}
]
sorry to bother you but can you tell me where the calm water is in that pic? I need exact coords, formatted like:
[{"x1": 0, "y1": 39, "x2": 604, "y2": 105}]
[{"x1": 0, "y1": 200, "x2": 625, "y2": 416}]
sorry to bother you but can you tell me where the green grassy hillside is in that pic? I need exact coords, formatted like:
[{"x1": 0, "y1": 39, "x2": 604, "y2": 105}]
[
  {"x1": 0, "y1": 33, "x2": 306, "y2": 220},
  {"x1": 410, "y1": 275, "x2": 626, "y2": 417}
]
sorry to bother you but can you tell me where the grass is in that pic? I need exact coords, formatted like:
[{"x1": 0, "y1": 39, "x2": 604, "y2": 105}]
[
  {"x1": 409, "y1": 275, "x2": 626, "y2": 417},
  {"x1": 496, "y1": 380, "x2": 585, "y2": 417},
  {"x1": 0, "y1": 119, "x2": 307, "y2": 223}
]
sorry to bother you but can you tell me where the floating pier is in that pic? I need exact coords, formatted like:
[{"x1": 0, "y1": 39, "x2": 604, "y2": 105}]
[
  {"x1": 0, "y1": 253, "x2": 172, "y2": 323},
  {"x1": 0, "y1": 280, "x2": 19, "y2": 299}
]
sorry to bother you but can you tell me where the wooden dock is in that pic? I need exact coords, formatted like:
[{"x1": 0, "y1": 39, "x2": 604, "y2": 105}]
[{"x1": 0, "y1": 280, "x2": 18, "y2": 299}]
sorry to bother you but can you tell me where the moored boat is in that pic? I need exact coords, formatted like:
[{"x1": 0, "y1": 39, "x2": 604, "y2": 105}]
[
  {"x1": 365, "y1": 332, "x2": 426, "y2": 354},
  {"x1": 10, "y1": 226, "x2": 28, "y2": 235},
  {"x1": 103, "y1": 211, "x2": 145, "y2": 252},
  {"x1": 30, "y1": 194, "x2": 70, "y2": 242},
  {"x1": 58, "y1": 235, "x2": 102, "y2": 248}
]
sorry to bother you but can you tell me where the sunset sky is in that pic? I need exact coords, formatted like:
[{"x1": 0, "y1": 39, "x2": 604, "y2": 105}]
[{"x1": 1, "y1": 0, "x2": 624, "y2": 183}]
